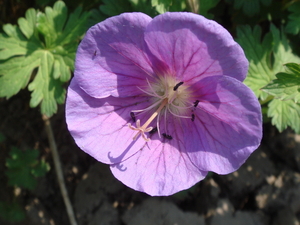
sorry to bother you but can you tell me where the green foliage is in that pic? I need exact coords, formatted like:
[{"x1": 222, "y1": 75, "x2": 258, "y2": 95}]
[
  {"x1": 151, "y1": 0, "x2": 186, "y2": 14},
  {"x1": 263, "y1": 63, "x2": 300, "y2": 133},
  {"x1": 0, "y1": 201, "x2": 25, "y2": 223},
  {"x1": 5, "y1": 147, "x2": 50, "y2": 190},
  {"x1": 237, "y1": 24, "x2": 300, "y2": 133},
  {"x1": 198, "y1": 0, "x2": 220, "y2": 19},
  {"x1": 0, "y1": 1, "x2": 90, "y2": 117},
  {"x1": 262, "y1": 63, "x2": 300, "y2": 103},
  {"x1": 267, "y1": 99, "x2": 300, "y2": 133},
  {"x1": 91, "y1": 0, "x2": 157, "y2": 25},
  {"x1": 285, "y1": 2, "x2": 300, "y2": 35},
  {"x1": 100, "y1": 0, "x2": 132, "y2": 16},
  {"x1": 236, "y1": 25, "x2": 273, "y2": 100},
  {"x1": 226, "y1": 0, "x2": 272, "y2": 17},
  {"x1": 129, "y1": 0, "x2": 157, "y2": 16},
  {"x1": 35, "y1": 0, "x2": 53, "y2": 7}
]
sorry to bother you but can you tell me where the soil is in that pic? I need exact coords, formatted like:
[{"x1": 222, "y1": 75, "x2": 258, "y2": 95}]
[{"x1": 1, "y1": 88, "x2": 300, "y2": 225}]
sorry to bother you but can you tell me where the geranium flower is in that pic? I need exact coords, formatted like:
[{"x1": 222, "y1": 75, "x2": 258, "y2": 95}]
[{"x1": 66, "y1": 12, "x2": 262, "y2": 196}]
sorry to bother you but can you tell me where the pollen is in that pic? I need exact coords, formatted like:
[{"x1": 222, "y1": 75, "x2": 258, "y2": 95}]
[{"x1": 128, "y1": 75, "x2": 192, "y2": 141}]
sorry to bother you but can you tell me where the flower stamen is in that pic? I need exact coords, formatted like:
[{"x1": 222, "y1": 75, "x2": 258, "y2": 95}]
[
  {"x1": 128, "y1": 98, "x2": 169, "y2": 141},
  {"x1": 162, "y1": 133, "x2": 172, "y2": 140},
  {"x1": 130, "y1": 112, "x2": 136, "y2": 122},
  {"x1": 173, "y1": 81, "x2": 184, "y2": 91}
]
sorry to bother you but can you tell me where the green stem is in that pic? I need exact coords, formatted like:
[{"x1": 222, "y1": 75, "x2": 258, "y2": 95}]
[{"x1": 43, "y1": 115, "x2": 77, "y2": 225}]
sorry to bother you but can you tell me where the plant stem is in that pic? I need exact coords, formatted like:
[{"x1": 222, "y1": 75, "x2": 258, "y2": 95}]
[{"x1": 42, "y1": 115, "x2": 77, "y2": 225}]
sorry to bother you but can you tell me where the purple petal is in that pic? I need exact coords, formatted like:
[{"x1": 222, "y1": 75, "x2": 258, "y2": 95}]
[
  {"x1": 75, "y1": 13, "x2": 154, "y2": 98},
  {"x1": 66, "y1": 78, "x2": 154, "y2": 164},
  {"x1": 144, "y1": 12, "x2": 248, "y2": 82},
  {"x1": 110, "y1": 139, "x2": 208, "y2": 196},
  {"x1": 183, "y1": 75, "x2": 262, "y2": 173}
]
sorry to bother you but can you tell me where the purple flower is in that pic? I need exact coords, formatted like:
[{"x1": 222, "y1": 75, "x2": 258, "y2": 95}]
[{"x1": 66, "y1": 12, "x2": 262, "y2": 196}]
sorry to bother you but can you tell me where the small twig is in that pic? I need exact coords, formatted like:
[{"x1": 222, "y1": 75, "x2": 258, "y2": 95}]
[{"x1": 43, "y1": 115, "x2": 77, "y2": 225}]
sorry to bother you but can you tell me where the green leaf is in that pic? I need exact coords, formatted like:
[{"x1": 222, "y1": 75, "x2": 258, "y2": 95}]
[
  {"x1": 268, "y1": 99, "x2": 300, "y2": 133},
  {"x1": 5, "y1": 147, "x2": 49, "y2": 190},
  {"x1": 236, "y1": 25, "x2": 273, "y2": 100},
  {"x1": 270, "y1": 24, "x2": 300, "y2": 75},
  {"x1": 285, "y1": 2, "x2": 300, "y2": 35},
  {"x1": 237, "y1": 24, "x2": 300, "y2": 133},
  {"x1": 226, "y1": 0, "x2": 272, "y2": 17},
  {"x1": 151, "y1": 0, "x2": 186, "y2": 14},
  {"x1": 236, "y1": 25, "x2": 300, "y2": 101},
  {"x1": 0, "y1": 24, "x2": 40, "y2": 60},
  {"x1": 54, "y1": 5, "x2": 90, "y2": 47},
  {"x1": 18, "y1": 9, "x2": 37, "y2": 39},
  {"x1": 199, "y1": 0, "x2": 220, "y2": 19},
  {"x1": 262, "y1": 63, "x2": 300, "y2": 103},
  {"x1": 28, "y1": 51, "x2": 66, "y2": 116},
  {"x1": 31, "y1": 159, "x2": 50, "y2": 177},
  {"x1": 129, "y1": 0, "x2": 157, "y2": 16},
  {"x1": 0, "y1": 55, "x2": 41, "y2": 98},
  {"x1": 0, "y1": 1, "x2": 90, "y2": 117},
  {"x1": 0, "y1": 201, "x2": 26, "y2": 222},
  {"x1": 100, "y1": 0, "x2": 132, "y2": 16}
]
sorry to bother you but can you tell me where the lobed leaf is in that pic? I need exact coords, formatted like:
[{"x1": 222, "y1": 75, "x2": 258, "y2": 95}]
[
  {"x1": 151, "y1": 0, "x2": 186, "y2": 14},
  {"x1": 0, "y1": 1, "x2": 90, "y2": 117},
  {"x1": 128, "y1": 0, "x2": 157, "y2": 16},
  {"x1": 237, "y1": 24, "x2": 300, "y2": 133},
  {"x1": 268, "y1": 99, "x2": 300, "y2": 133},
  {"x1": 199, "y1": 0, "x2": 220, "y2": 19},
  {"x1": 100, "y1": 0, "x2": 132, "y2": 16},
  {"x1": 18, "y1": 8, "x2": 37, "y2": 39},
  {"x1": 5, "y1": 147, "x2": 50, "y2": 190},
  {"x1": 262, "y1": 63, "x2": 300, "y2": 103},
  {"x1": 226, "y1": 0, "x2": 272, "y2": 17},
  {"x1": 285, "y1": 2, "x2": 300, "y2": 35},
  {"x1": 0, "y1": 54, "x2": 41, "y2": 98},
  {"x1": 55, "y1": 6, "x2": 90, "y2": 47},
  {"x1": 0, "y1": 201, "x2": 26, "y2": 222},
  {"x1": 271, "y1": 24, "x2": 300, "y2": 75},
  {"x1": 31, "y1": 159, "x2": 50, "y2": 177},
  {"x1": 28, "y1": 51, "x2": 65, "y2": 117},
  {"x1": 236, "y1": 25, "x2": 273, "y2": 100}
]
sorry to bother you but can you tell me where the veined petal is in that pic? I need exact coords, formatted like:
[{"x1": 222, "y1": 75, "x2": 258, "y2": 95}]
[
  {"x1": 66, "y1": 78, "x2": 153, "y2": 164},
  {"x1": 144, "y1": 12, "x2": 248, "y2": 82},
  {"x1": 75, "y1": 12, "x2": 153, "y2": 98},
  {"x1": 110, "y1": 138, "x2": 208, "y2": 196},
  {"x1": 66, "y1": 12, "x2": 262, "y2": 196},
  {"x1": 183, "y1": 76, "x2": 262, "y2": 173}
]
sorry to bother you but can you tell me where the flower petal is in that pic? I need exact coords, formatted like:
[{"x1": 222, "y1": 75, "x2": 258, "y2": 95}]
[
  {"x1": 110, "y1": 139, "x2": 208, "y2": 196},
  {"x1": 144, "y1": 12, "x2": 248, "y2": 82},
  {"x1": 75, "y1": 12, "x2": 154, "y2": 98},
  {"x1": 182, "y1": 75, "x2": 262, "y2": 173},
  {"x1": 66, "y1": 78, "x2": 155, "y2": 164}
]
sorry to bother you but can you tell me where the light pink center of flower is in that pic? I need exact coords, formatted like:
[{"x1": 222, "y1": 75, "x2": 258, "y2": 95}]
[{"x1": 128, "y1": 76, "x2": 192, "y2": 141}]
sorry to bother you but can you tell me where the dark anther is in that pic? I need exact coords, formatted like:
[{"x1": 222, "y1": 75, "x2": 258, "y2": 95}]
[
  {"x1": 173, "y1": 81, "x2": 184, "y2": 91},
  {"x1": 191, "y1": 114, "x2": 195, "y2": 122},
  {"x1": 162, "y1": 133, "x2": 173, "y2": 140},
  {"x1": 193, "y1": 100, "x2": 199, "y2": 107},
  {"x1": 149, "y1": 127, "x2": 158, "y2": 134},
  {"x1": 130, "y1": 112, "x2": 136, "y2": 122},
  {"x1": 94, "y1": 50, "x2": 97, "y2": 56}
]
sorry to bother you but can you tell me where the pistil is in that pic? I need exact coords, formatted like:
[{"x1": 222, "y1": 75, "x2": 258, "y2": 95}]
[{"x1": 129, "y1": 98, "x2": 169, "y2": 141}]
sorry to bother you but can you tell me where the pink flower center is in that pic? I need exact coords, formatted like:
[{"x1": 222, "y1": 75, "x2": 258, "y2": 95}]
[{"x1": 128, "y1": 76, "x2": 193, "y2": 141}]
